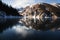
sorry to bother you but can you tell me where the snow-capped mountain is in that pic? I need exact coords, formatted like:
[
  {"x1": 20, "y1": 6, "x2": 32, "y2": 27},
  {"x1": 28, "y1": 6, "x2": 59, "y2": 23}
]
[{"x1": 51, "y1": 3, "x2": 60, "y2": 8}]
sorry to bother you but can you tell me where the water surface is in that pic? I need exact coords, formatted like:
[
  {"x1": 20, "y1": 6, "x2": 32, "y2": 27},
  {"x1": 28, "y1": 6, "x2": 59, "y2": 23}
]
[{"x1": 0, "y1": 17, "x2": 60, "y2": 40}]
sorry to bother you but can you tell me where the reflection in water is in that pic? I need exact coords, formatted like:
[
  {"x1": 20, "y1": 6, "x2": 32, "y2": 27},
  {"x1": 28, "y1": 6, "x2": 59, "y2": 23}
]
[
  {"x1": 20, "y1": 15, "x2": 60, "y2": 31},
  {"x1": 0, "y1": 16, "x2": 60, "y2": 40},
  {"x1": 0, "y1": 18, "x2": 19, "y2": 32}
]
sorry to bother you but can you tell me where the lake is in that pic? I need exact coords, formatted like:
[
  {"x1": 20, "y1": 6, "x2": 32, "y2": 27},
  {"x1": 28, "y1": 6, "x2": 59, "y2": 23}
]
[{"x1": 0, "y1": 17, "x2": 60, "y2": 40}]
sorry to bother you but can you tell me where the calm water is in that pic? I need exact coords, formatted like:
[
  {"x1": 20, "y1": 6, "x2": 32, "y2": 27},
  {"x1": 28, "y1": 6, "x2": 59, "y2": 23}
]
[{"x1": 0, "y1": 17, "x2": 60, "y2": 40}]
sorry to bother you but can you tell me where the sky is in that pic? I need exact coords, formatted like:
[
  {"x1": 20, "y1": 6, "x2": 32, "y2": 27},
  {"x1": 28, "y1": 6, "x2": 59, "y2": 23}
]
[{"x1": 2, "y1": 0, "x2": 60, "y2": 8}]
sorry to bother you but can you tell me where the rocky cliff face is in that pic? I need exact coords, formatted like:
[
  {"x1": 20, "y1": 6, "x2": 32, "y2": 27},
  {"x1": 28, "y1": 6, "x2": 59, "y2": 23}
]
[{"x1": 21, "y1": 3, "x2": 60, "y2": 21}]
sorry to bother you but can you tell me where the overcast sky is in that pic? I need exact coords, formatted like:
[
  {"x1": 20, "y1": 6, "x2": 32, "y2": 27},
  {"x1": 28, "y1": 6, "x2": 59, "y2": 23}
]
[{"x1": 2, "y1": 0, "x2": 60, "y2": 8}]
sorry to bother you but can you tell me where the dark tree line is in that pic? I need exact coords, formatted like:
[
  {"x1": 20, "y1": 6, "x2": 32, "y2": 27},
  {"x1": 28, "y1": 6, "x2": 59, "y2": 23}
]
[{"x1": 0, "y1": 0, "x2": 20, "y2": 16}]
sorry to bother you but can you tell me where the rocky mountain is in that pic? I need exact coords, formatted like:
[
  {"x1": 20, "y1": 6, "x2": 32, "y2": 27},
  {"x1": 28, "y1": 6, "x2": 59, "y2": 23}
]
[
  {"x1": 51, "y1": 3, "x2": 60, "y2": 9},
  {"x1": 20, "y1": 3, "x2": 60, "y2": 30},
  {"x1": 21, "y1": 3, "x2": 60, "y2": 18}
]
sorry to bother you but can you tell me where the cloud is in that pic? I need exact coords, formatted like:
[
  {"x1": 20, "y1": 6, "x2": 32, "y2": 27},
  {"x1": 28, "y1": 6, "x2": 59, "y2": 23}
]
[
  {"x1": 12, "y1": 25, "x2": 34, "y2": 37},
  {"x1": 11, "y1": 0, "x2": 45, "y2": 8},
  {"x1": 1, "y1": 0, "x2": 50, "y2": 8},
  {"x1": 11, "y1": 0, "x2": 36, "y2": 8},
  {"x1": 2, "y1": 0, "x2": 45, "y2": 8},
  {"x1": 2, "y1": 0, "x2": 59, "y2": 8}
]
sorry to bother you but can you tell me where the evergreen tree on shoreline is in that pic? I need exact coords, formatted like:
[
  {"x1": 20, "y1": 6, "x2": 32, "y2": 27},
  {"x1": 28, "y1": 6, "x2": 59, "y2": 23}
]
[{"x1": 0, "y1": 0, "x2": 20, "y2": 16}]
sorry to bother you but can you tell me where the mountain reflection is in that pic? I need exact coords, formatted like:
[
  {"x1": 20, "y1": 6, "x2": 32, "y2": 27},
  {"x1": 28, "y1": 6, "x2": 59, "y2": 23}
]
[
  {"x1": 0, "y1": 17, "x2": 60, "y2": 40},
  {"x1": 20, "y1": 17, "x2": 60, "y2": 31},
  {"x1": 0, "y1": 16, "x2": 60, "y2": 33}
]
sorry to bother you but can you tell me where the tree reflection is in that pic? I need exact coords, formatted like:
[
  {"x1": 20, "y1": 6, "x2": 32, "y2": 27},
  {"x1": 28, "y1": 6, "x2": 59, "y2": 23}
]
[{"x1": 0, "y1": 18, "x2": 20, "y2": 32}]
